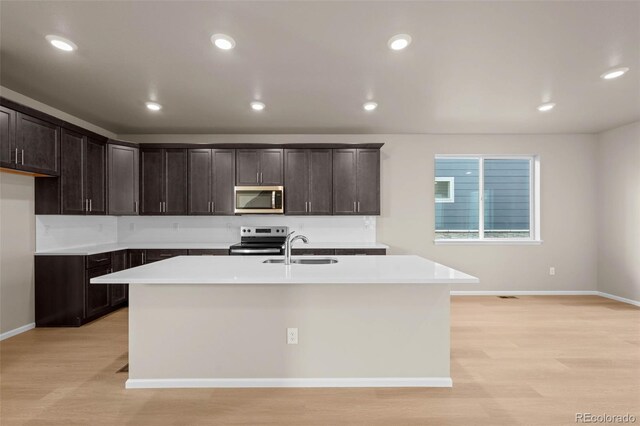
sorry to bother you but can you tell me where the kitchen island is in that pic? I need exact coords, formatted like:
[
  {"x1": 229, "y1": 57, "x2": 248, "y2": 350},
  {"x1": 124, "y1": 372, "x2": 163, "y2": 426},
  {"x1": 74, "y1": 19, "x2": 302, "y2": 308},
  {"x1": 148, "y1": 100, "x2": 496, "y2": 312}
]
[{"x1": 91, "y1": 255, "x2": 478, "y2": 389}]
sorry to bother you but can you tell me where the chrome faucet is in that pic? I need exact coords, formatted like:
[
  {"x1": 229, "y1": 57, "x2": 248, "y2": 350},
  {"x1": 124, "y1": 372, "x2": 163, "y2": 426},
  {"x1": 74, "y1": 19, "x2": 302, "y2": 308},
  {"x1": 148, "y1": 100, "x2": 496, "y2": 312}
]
[{"x1": 283, "y1": 231, "x2": 309, "y2": 265}]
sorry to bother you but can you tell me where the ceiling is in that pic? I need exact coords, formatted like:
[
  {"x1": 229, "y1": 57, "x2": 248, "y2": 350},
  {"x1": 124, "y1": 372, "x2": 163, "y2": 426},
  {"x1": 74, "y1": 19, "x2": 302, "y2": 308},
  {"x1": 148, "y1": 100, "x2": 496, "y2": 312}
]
[{"x1": 1, "y1": 1, "x2": 638, "y2": 135}]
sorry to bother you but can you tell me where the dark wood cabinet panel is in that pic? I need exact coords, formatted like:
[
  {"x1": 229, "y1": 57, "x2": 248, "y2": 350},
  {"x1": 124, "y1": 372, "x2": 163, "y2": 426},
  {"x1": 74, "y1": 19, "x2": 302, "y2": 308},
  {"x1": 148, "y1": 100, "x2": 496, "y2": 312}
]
[
  {"x1": 332, "y1": 149, "x2": 358, "y2": 214},
  {"x1": 128, "y1": 249, "x2": 145, "y2": 267},
  {"x1": 164, "y1": 149, "x2": 188, "y2": 215},
  {"x1": 0, "y1": 106, "x2": 16, "y2": 168},
  {"x1": 86, "y1": 138, "x2": 107, "y2": 215},
  {"x1": 108, "y1": 144, "x2": 139, "y2": 215},
  {"x1": 236, "y1": 149, "x2": 260, "y2": 185},
  {"x1": 144, "y1": 249, "x2": 189, "y2": 263},
  {"x1": 86, "y1": 266, "x2": 111, "y2": 318},
  {"x1": 60, "y1": 129, "x2": 86, "y2": 215},
  {"x1": 15, "y1": 113, "x2": 60, "y2": 175},
  {"x1": 309, "y1": 149, "x2": 333, "y2": 214},
  {"x1": 140, "y1": 149, "x2": 164, "y2": 215},
  {"x1": 355, "y1": 149, "x2": 380, "y2": 215},
  {"x1": 110, "y1": 250, "x2": 128, "y2": 307},
  {"x1": 35, "y1": 256, "x2": 85, "y2": 326},
  {"x1": 334, "y1": 248, "x2": 386, "y2": 256},
  {"x1": 291, "y1": 248, "x2": 335, "y2": 256},
  {"x1": 284, "y1": 149, "x2": 309, "y2": 215},
  {"x1": 188, "y1": 149, "x2": 212, "y2": 215},
  {"x1": 188, "y1": 249, "x2": 229, "y2": 256},
  {"x1": 260, "y1": 149, "x2": 283, "y2": 185},
  {"x1": 212, "y1": 149, "x2": 236, "y2": 214}
]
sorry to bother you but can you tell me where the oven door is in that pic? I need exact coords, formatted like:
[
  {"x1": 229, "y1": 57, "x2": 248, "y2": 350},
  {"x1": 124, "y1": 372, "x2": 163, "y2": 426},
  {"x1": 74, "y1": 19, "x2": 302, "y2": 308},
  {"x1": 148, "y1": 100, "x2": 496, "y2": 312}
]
[{"x1": 234, "y1": 186, "x2": 284, "y2": 214}]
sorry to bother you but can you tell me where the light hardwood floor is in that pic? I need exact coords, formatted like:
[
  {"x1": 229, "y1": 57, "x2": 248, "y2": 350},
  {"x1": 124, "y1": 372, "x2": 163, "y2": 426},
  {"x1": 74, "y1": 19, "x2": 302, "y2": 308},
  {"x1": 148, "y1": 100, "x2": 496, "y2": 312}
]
[{"x1": 1, "y1": 296, "x2": 638, "y2": 425}]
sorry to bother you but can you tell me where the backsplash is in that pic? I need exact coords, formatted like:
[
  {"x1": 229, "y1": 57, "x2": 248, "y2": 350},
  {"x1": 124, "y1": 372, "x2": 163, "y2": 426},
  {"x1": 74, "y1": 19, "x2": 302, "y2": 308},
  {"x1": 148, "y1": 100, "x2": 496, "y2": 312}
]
[
  {"x1": 36, "y1": 216, "x2": 118, "y2": 252},
  {"x1": 35, "y1": 215, "x2": 376, "y2": 251},
  {"x1": 118, "y1": 216, "x2": 376, "y2": 243}
]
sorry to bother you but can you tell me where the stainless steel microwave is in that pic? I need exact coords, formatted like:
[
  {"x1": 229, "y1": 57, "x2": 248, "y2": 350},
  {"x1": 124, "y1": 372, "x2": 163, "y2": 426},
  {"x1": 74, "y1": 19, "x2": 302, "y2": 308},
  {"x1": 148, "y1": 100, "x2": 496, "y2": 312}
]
[{"x1": 234, "y1": 186, "x2": 284, "y2": 214}]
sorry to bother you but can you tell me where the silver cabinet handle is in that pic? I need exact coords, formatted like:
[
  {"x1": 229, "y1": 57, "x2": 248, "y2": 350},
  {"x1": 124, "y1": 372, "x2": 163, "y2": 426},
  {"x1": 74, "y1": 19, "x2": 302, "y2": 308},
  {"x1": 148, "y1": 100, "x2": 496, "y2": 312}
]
[
  {"x1": 163, "y1": 201, "x2": 166, "y2": 213},
  {"x1": 211, "y1": 201, "x2": 214, "y2": 213},
  {"x1": 305, "y1": 201, "x2": 308, "y2": 213},
  {"x1": 353, "y1": 201, "x2": 356, "y2": 212},
  {"x1": 256, "y1": 172, "x2": 259, "y2": 183},
  {"x1": 142, "y1": 252, "x2": 146, "y2": 263},
  {"x1": 260, "y1": 172, "x2": 263, "y2": 184},
  {"x1": 89, "y1": 199, "x2": 92, "y2": 212},
  {"x1": 13, "y1": 148, "x2": 18, "y2": 164},
  {"x1": 21, "y1": 149, "x2": 24, "y2": 165},
  {"x1": 308, "y1": 201, "x2": 311, "y2": 212},
  {"x1": 357, "y1": 201, "x2": 360, "y2": 213},
  {"x1": 85, "y1": 199, "x2": 88, "y2": 212}
]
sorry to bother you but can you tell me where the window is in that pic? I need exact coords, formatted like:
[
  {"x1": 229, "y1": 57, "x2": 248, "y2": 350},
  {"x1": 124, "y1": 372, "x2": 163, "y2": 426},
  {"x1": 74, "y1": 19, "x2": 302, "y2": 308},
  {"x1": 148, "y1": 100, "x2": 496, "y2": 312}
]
[
  {"x1": 435, "y1": 156, "x2": 540, "y2": 243},
  {"x1": 435, "y1": 177, "x2": 455, "y2": 203}
]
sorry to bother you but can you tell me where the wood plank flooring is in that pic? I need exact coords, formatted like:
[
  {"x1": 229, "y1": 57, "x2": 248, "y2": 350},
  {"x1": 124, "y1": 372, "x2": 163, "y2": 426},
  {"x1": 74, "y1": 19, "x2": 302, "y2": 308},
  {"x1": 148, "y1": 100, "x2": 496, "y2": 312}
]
[{"x1": 1, "y1": 296, "x2": 638, "y2": 425}]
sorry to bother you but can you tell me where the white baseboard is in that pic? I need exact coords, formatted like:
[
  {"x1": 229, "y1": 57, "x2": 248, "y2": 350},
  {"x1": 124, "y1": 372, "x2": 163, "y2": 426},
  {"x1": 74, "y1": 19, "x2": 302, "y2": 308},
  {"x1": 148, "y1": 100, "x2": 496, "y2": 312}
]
[
  {"x1": 450, "y1": 290, "x2": 598, "y2": 296},
  {"x1": 0, "y1": 322, "x2": 35, "y2": 341},
  {"x1": 597, "y1": 291, "x2": 640, "y2": 307},
  {"x1": 126, "y1": 377, "x2": 453, "y2": 389},
  {"x1": 450, "y1": 290, "x2": 639, "y2": 307}
]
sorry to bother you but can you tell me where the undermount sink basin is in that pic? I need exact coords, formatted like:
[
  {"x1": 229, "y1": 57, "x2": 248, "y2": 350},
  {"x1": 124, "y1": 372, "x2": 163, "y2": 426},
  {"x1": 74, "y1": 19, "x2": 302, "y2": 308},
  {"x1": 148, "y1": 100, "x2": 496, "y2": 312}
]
[{"x1": 263, "y1": 258, "x2": 338, "y2": 265}]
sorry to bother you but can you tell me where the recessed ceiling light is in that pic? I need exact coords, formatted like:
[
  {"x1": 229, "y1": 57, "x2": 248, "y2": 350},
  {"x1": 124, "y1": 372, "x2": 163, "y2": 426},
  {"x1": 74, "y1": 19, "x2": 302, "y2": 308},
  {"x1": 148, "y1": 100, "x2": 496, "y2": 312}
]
[
  {"x1": 45, "y1": 35, "x2": 77, "y2": 52},
  {"x1": 388, "y1": 34, "x2": 412, "y2": 51},
  {"x1": 145, "y1": 102, "x2": 162, "y2": 111},
  {"x1": 600, "y1": 67, "x2": 629, "y2": 80},
  {"x1": 537, "y1": 102, "x2": 555, "y2": 112},
  {"x1": 211, "y1": 34, "x2": 236, "y2": 50},
  {"x1": 363, "y1": 101, "x2": 378, "y2": 111},
  {"x1": 250, "y1": 101, "x2": 265, "y2": 111}
]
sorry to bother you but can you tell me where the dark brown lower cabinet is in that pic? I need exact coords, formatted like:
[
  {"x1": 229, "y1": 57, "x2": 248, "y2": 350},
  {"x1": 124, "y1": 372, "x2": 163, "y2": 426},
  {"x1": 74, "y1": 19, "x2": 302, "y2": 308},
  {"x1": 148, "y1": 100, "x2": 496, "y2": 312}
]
[
  {"x1": 334, "y1": 248, "x2": 386, "y2": 256},
  {"x1": 144, "y1": 249, "x2": 188, "y2": 263},
  {"x1": 188, "y1": 249, "x2": 230, "y2": 255},
  {"x1": 35, "y1": 253, "x2": 128, "y2": 327},
  {"x1": 291, "y1": 248, "x2": 336, "y2": 256},
  {"x1": 110, "y1": 250, "x2": 128, "y2": 307}
]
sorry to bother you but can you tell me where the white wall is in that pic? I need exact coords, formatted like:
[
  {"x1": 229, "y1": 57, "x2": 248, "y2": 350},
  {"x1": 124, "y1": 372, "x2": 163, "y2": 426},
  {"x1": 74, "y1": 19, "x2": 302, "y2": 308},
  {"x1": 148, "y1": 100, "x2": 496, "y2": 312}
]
[
  {"x1": 122, "y1": 133, "x2": 599, "y2": 292},
  {"x1": 597, "y1": 121, "x2": 640, "y2": 302},
  {"x1": 0, "y1": 173, "x2": 35, "y2": 334}
]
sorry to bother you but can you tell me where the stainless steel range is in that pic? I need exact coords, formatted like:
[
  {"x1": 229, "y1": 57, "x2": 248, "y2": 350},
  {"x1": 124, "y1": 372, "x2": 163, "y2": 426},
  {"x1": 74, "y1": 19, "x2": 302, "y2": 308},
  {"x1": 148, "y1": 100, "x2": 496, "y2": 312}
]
[{"x1": 229, "y1": 226, "x2": 289, "y2": 255}]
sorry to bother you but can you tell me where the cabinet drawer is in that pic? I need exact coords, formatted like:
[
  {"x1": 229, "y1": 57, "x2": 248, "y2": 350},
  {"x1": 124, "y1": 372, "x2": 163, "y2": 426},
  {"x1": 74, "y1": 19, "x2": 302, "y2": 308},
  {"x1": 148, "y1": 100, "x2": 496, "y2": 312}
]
[
  {"x1": 145, "y1": 249, "x2": 189, "y2": 263},
  {"x1": 188, "y1": 249, "x2": 229, "y2": 256},
  {"x1": 86, "y1": 253, "x2": 112, "y2": 269},
  {"x1": 334, "y1": 248, "x2": 386, "y2": 256},
  {"x1": 291, "y1": 249, "x2": 335, "y2": 256}
]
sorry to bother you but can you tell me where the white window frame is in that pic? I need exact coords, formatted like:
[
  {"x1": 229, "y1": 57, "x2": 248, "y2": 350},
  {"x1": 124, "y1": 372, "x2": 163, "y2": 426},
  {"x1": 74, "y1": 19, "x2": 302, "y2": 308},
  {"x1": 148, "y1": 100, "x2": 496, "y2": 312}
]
[
  {"x1": 435, "y1": 177, "x2": 455, "y2": 203},
  {"x1": 434, "y1": 155, "x2": 542, "y2": 245}
]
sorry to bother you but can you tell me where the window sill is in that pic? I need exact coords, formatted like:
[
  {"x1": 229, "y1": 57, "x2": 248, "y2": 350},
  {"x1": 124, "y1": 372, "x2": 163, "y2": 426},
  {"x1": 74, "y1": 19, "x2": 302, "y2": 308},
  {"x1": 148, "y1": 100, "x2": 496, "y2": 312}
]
[{"x1": 434, "y1": 239, "x2": 543, "y2": 246}]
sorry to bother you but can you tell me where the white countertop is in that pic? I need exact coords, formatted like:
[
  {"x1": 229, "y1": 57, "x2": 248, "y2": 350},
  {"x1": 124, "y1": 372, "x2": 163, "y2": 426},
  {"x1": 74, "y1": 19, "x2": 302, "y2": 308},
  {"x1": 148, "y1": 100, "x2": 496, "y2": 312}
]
[
  {"x1": 35, "y1": 241, "x2": 389, "y2": 256},
  {"x1": 91, "y1": 255, "x2": 478, "y2": 285}
]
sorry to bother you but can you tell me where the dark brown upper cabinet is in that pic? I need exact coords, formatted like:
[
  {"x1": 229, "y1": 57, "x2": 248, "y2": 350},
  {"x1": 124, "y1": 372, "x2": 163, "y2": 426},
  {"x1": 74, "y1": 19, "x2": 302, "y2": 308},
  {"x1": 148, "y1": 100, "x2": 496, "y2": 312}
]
[
  {"x1": 284, "y1": 149, "x2": 332, "y2": 215},
  {"x1": 333, "y1": 148, "x2": 380, "y2": 215},
  {"x1": 1, "y1": 110, "x2": 60, "y2": 176},
  {"x1": 35, "y1": 129, "x2": 106, "y2": 215},
  {"x1": 108, "y1": 143, "x2": 139, "y2": 215},
  {"x1": 236, "y1": 149, "x2": 283, "y2": 186},
  {"x1": 188, "y1": 148, "x2": 236, "y2": 215},
  {"x1": 140, "y1": 148, "x2": 187, "y2": 215},
  {"x1": 0, "y1": 106, "x2": 16, "y2": 169}
]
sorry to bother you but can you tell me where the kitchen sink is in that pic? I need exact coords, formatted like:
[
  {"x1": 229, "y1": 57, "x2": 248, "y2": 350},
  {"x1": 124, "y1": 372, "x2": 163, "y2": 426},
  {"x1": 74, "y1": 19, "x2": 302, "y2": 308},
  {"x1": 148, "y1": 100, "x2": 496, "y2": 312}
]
[{"x1": 263, "y1": 258, "x2": 338, "y2": 265}]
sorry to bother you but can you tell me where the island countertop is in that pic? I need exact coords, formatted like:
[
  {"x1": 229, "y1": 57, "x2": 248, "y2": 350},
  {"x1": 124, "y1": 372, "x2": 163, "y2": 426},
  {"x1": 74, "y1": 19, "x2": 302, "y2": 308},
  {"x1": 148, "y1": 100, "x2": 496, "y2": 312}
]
[{"x1": 90, "y1": 255, "x2": 479, "y2": 285}]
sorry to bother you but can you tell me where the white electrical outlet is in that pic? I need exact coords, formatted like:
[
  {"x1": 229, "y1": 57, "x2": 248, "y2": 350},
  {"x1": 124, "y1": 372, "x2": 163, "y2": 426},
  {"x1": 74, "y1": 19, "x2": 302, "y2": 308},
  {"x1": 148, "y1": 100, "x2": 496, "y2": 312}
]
[
  {"x1": 287, "y1": 328, "x2": 298, "y2": 345},
  {"x1": 549, "y1": 267, "x2": 556, "y2": 276}
]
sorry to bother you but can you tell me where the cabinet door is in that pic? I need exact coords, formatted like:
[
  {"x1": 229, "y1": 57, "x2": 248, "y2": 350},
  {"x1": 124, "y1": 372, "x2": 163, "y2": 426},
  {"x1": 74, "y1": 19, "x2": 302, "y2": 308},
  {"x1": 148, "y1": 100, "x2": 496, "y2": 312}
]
[
  {"x1": 356, "y1": 149, "x2": 380, "y2": 215},
  {"x1": 108, "y1": 144, "x2": 139, "y2": 215},
  {"x1": 0, "y1": 106, "x2": 16, "y2": 168},
  {"x1": 145, "y1": 249, "x2": 189, "y2": 263},
  {"x1": 332, "y1": 149, "x2": 357, "y2": 215},
  {"x1": 15, "y1": 113, "x2": 60, "y2": 175},
  {"x1": 128, "y1": 249, "x2": 145, "y2": 267},
  {"x1": 110, "y1": 250, "x2": 127, "y2": 307},
  {"x1": 236, "y1": 149, "x2": 260, "y2": 185},
  {"x1": 188, "y1": 149, "x2": 212, "y2": 215},
  {"x1": 284, "y1": 149, "x2": 309, "y2": 215},
  {"x1": 140, "y1": 149, "x2": 164, "y2": 214},
  {"x1": 86, "y1": 138, "x2": 107, "y2": 215},
  {"x1": 309, "y1": 149, "x2": 333, "y2": 215},
  {"x1": 164, "y1": 149, "x2": 188, "y2": 215},
  {"x1": 260, "y1": 149, "x2": 283, "y2": 185},
  {"x1": 212, "y1": 149, "x2": 236, "y2": 215},
  {"x1": 60, "y1": 129, "x2": 86, "y2": 215},
  {"x1": 86, "y1": 266, "x2": 111, "y2": 318}
]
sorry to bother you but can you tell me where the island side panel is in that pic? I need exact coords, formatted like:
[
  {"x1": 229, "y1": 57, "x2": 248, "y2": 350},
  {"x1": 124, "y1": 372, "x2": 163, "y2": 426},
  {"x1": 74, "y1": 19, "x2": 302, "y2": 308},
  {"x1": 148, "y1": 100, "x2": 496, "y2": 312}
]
[{"x1": 128, "y1": 283, "x2": 450, "y2": 387}]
